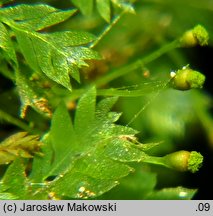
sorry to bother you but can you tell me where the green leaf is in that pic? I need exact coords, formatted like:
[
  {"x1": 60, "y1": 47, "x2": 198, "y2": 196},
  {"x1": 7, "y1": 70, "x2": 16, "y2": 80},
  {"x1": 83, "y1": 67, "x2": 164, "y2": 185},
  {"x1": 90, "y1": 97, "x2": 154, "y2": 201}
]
[
  {"x1": 50, "y1": 146, "x2": 133, "y2": 198},
  {"x1": 48, "y1": 102, "x2": 75, "y2": 176},
  {"x1": 96, "y1": 96, "x2": 118, "y2": 116},
  {"x1": 44, "y1": 31, "x2": 97, "y2": 47},
  {"x1": 100, "y1": 169, "x2": 197, "y2": 200},
  {"x1": 0, "y1": 132, "x2": 42, "y2": 165},
  {"x1": 29, "y1": 87, "x2": 198, "y2": 199},
  {"x1": 0, "y1": 193, "x2": 18, "y2": 200},
  {"x1": 72, "y1": 0, "x2": 93, "y2": 16},
  {"x1": 42, "y1": 87, "x2": 157, "y2": 198},
  {"x1": 12, "y1": 29, "x2": 99, "y2": 90},
  {"x1": 51, "y1": 173, "x2": 118, "y2": 199},
  {"x1": 1, "y1": 159, "x2": 27, "y2": 199},
  {"x1": 137, "y1": 142, "x2": 162, "y2": 152},
  {"x1": 0, "y1": 4, "x2": 100, "y2": 90},
  {"x1": 146, "y1": 187, "x2": 197, "y2": 200},
  {"x1": 44, "y1": 88, "x2": 97, "y2": 176},
  {"x1": 105, "y1": 139, "x2": 148, "y2": 162},
  {"x1": 71, "y1": 0, "x2": 134, "y2": 22},
  {"x1": 97, "y1": 0, "x2": 111, "y2": 22},
  {"x1": 0, "y1": 4, "x2": 76, "y2": 31},
  {"x1": 30, "y1": 134, "x2": 53, "y2": 182},
  {"x1": 100, "y1": 167, "x2": 157, "y2": 199},
  {"x1": 112, "y1": 0, "x2": 135, "y2": 13},
  {"x1": 0, "y1": 23, "x2": 17, "y2": 64},
  {"x1": 14, "y1": 32, "x2": 56, "y2": 90},
  {"x1": 74, "y1": 86, "x2": 96, "y2": 134}
]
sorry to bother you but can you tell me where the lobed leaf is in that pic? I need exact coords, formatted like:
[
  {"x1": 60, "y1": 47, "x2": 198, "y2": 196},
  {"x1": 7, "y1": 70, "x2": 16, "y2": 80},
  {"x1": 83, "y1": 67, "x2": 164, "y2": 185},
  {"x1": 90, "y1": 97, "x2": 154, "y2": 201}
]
[
  {"x1": 28, "y1": 86, "x2": 198, "y2": 199},
  {"x1": 50, "y1": 147, "x2": 132, "y2": 198},
  {"x1": 0, "y1": 4, "x2": 101, "y2": 90},
  {"x1": 13, "y1": 29, "x2": 100, "y2": 90},
  {"x1": 44, "y1": 87, "x2": 97, "y2": 176},
  {"x1": 31, "y1": 87, "x2": 158, "y2": 198},
  {"x1": 0, "y1": 4, "x2": 76, "y2": 31},
  {"x1": 51, "y1": 173, "x2": 118, "y2": 199}
]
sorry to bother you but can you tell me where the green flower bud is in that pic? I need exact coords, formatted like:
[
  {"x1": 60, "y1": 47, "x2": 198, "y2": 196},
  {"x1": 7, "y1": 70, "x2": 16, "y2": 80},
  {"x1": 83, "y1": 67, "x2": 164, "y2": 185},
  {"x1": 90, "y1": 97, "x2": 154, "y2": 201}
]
[
  {"x1": 164, "y1": 150, "x2": 190, "y2": 172},
  {"x1": 170, "y1": 66, "x2": 205, "y2": 90},
  {"x1": 163, "y1": 150, "x2": 203, "y2": 173},
  {"x1": 180, "y1": 25, "x2": 209, "y2": 47}
]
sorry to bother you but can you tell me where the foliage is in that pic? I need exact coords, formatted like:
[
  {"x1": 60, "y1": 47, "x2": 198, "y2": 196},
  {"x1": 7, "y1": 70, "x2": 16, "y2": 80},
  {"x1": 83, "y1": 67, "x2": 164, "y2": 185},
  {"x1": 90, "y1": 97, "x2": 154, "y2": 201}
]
[
  {"x1": 0, "y1": 4, "x2": 100, "y2": 92},
  {"x1": 71, "y1": 0, "x2": 135, "y2": 22},
  {"x1": 0, "y1": 0, "x2": 213, "y2": 200}
]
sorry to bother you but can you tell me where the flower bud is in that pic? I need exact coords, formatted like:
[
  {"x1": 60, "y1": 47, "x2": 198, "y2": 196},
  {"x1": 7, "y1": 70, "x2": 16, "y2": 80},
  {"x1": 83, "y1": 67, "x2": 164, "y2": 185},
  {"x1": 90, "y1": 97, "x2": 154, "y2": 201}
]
[
  {"x1": 170, "y1": 65, "x2": 205, "y2": 90},
  {"x1": 163, "y1": 150, "x2": 203, "y2": 173},
  {"x1": 180, "y1": 25, "x2": 209, "y2": 47}
]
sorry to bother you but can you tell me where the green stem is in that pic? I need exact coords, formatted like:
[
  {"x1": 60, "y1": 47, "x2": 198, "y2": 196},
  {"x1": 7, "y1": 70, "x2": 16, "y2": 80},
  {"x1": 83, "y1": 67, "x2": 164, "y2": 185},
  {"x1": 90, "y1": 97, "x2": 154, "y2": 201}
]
[
  {"x1": 55, "y1": 79, "x2": 169, "y2": 103},
  {"x1": 97, "y1": 89, "x2": 151, "y2": 97},
  {"x1": 143, "y1": 156, "x2": 168, "y2": 168},
  {"x1": 0, "y1": 109, "x2": 34, "y2": 132},
  {"x1": 97, "y1": 84, "x2": 167, "y2": 97},
  {"x1": 89, "y1": 11, "x2": 125, "y2": 49},
  {"x1": 54, "y1": 39, "x2": 179, "y2": 101},
  {"x1": 94, "y1": 39, "x2": 180, "y2": 87}
]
